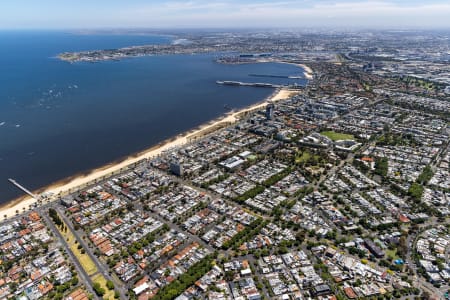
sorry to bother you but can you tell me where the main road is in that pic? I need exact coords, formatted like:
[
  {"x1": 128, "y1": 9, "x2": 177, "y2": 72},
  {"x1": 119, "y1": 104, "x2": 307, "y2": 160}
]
[
  {"x1": 54, "y1": 206, "x2": 128, "y2": 300},
  {"x1": 41, "y1": 211, "x2": 99, "y2": 299}
]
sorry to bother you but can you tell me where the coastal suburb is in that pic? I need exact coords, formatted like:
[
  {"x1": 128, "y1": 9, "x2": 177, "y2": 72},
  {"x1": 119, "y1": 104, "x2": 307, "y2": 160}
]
[{"x1": 1, "y1": 10, "x2": 450, "y2": 300}]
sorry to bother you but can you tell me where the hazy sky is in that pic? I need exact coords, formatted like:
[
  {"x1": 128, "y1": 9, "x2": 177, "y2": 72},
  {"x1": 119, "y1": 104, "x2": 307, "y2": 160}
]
[{"x1": 1, "y1": 0, "x2": 449, "y2": 29}]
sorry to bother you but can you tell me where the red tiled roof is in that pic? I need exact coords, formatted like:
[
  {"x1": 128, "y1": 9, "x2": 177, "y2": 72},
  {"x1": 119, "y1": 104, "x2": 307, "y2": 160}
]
[{"x1": 344, "y1": 287, "x2": 357, "y2": 299}]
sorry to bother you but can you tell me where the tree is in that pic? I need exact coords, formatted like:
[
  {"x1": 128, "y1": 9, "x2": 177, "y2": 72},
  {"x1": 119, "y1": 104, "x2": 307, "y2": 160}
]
[
  {"x1": 106, "y1": 280, "x2": 115, "y2": 290},
  {"x1": 49, "y1": 208, "x2": 63, "y2": 226},
  {"x1": 93, "y1": 282, "x2": 105, "y2": 296},
  {"x1": 408, "y1": 183, "x2": 424, "y2": 200},
  {"x1": 374, "y1": 157, "x2": 388, "y2": 177},
  {"x1": 417, "y1": 165, "x2": 434, "y2": 184},
  {"x1": 296, "y1": 230, "x2": 306, "y2": 243},
  {"x1": 9, "y1": 282, "x2": 18, "y2": 291},
  {"x1": 54, "y1": 293, "x2": 63, "y2": 300},
  {"x1": 152, "y1": 255, "x2": 215, "y2": 300},
  {"x1": 71, "y1": 276, "x2": 79, "y2": 286},
  {"x1": 397, "y1": 236, "x2": 408, "y2": 259}
]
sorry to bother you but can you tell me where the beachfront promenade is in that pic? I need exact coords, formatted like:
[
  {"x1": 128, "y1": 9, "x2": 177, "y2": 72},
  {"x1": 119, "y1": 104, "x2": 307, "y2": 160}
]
[{"x1": 0, "y1": 88, "x2": 299, "y2": 219}]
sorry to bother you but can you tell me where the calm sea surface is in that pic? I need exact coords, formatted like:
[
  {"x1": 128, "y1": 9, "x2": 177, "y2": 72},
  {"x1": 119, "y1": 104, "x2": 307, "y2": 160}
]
[{"x1": 0, "y1": 31, "x2": 307, "y2": 204}]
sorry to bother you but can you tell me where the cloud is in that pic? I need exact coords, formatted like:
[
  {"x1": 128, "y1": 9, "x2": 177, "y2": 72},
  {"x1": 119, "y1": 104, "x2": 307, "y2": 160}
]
[
  {"x1": 1, "y1": 0, "x2": 450, "y2": 29},
  {"x1": 120, "y1": 0, "x2": 450, "y2": 28}
]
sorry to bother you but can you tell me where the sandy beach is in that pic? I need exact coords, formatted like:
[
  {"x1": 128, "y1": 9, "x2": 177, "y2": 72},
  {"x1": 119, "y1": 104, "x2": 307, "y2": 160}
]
[
  {"x1": 297, "y1": 63, "x2": 314, "y2": 80},
  {"x1": 0, "y1": 88, "x2": 300, "y2": 219},
  {"x1": 253, "y1": 58, "x2": 314, "y2": 80}
]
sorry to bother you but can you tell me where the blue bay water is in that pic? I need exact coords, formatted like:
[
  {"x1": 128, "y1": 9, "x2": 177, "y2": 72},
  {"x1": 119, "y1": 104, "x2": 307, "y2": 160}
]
[{"x1": 0, "y1": 31, "x2": 306, "y2": 204}]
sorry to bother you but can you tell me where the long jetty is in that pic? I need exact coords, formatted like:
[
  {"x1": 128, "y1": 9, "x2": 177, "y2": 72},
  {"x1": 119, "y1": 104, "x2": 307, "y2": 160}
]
[
  {"x1": 248, "y1": 74, "x2": 303, "y2": 79},
  {"x1": 216, "y1": 80, "x2": 282, "y2": 88},
  {"x1": 8, "y1": 178, "x2": 40, "y2": 200}
]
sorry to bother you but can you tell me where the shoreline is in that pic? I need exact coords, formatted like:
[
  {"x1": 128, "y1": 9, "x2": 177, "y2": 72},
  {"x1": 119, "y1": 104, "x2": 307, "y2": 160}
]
[
  {"x1": 224, "y1": 59, "x2": 314, "y2": 81},
  {"x1": 297, "y1": 63, "x2": 314, "y2": 80},
  {"x1": 251, "y1": 58, "x2": 314, "y2": 80},
  {"x1": 0, "y1": 87, "x2": 300, "y2": 219},
  {"x1": 276, "y1": 61, "x2": 314, "y2": 80}
]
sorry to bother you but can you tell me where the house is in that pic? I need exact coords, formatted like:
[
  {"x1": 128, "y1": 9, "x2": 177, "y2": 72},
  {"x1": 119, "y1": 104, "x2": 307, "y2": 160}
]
[
  {"x1": 364, "y1": 239, "x2": 385, "y2": 258},
  {"x1": 313, "y1": 284, "x2": 332, "y2": 296}
]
